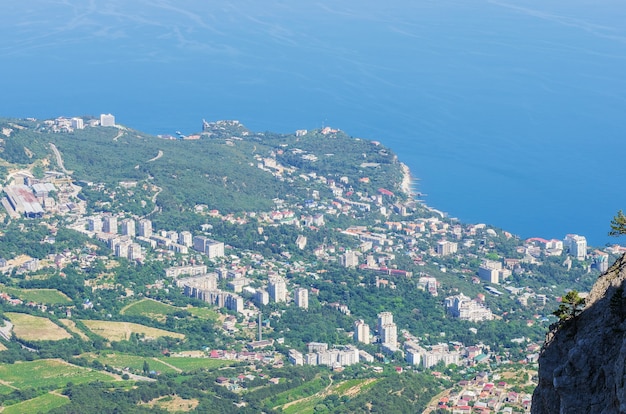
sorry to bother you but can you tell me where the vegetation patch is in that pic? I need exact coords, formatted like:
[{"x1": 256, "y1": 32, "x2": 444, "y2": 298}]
[
  {"x1": 186, "y1": 306, "x2": 219, "y2": 320},
  {"x1": 155, "y1": 356, "x2": 233, "y2": 372},
  {"x1": 2, "y1": 392, "x2": 70, "y2": 414},
  {"x1": 0, "y1": 359, "x2": 116, "y2": 389},
  {"x1": 58, "y1": 318, "x2": 90, "y2": 340},
  {"x1": 81, "y1": 320, "x2": 185, "y2": 341},
  {"x1": 266, "y1": 376, "x2": 329, "y2": 409},
  {"x1": 79, "y1": 352, "x2": 179, "y2": 374},
  {"x1": 5, "y1": 312, "x2": 72, "y2": 341},
  {"x1": 280, "y1": 378, "x2": 377, "y2": 414},
  {"x1": 0, "y1": 286, "x2": 71, "y2": 304},
  {"x1": 0, "y1": 341, "x2": 7, "y2": 351},
  {"x1": 120, "y1": 298, "x2": 180, "y2": 321},
  {"x1": 141, "y1": 394, "x2": 199, "y2": 412},
  {"x1": 334, "y1": 378, "x2": 378, "y2": 397}
]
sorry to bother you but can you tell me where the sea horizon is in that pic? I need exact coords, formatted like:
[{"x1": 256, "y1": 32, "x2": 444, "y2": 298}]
[{"x1": 2, "y1": 0, "x2": 626, "y2": 247}]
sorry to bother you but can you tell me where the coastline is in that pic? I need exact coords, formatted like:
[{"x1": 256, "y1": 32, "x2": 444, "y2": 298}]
[{"x1": 400, "y1": 163, "x2": 412, "y2": 196}]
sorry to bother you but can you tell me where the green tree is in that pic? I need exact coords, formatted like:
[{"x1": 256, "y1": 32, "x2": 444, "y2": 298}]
[
  {"x1": 553, "y1": 290, "x2": 585, "y2": 321},
  {"x1": 142, "y1": 360, "x2": 150, "y2": 374},
  {"x1": 609, "y1": 210, "x2": 626, "y2": 237}
]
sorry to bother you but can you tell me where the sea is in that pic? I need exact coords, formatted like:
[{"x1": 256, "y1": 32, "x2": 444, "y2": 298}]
[{"x1": 2, "y1": 0, "x2": 626, "y2": 247}]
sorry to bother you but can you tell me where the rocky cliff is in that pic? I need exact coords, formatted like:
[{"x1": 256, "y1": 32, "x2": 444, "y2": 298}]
[{"x1": 532, "y1": 253, "x2": 626, "y2": 414}]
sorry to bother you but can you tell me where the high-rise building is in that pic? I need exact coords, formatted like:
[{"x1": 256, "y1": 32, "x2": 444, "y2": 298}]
[
  {"x1": 269, "y1": 276, "x2": 287, "y2": 303},
  {"x1": 377, "y1": 311, "x2": 397, "y2": 350},
  {"x1": 128, "y1": 243, "x2": 143, "y2": 261},
  {"x1": 138, "y1": 219, "x2": 152, "y2": 237},
  {"x1": 71, "y1": 117, "x2": 84, "y2": 130},
  {"x1": 436, "y1": 240, "x2": 458, "y2": 256},
  {"x1": 478, "y1": 259, "x2": 510, "y2": 284},
  {"x1": 88, "y1": 216, "x2": 102, "y2": 232},
  {"x1": 193, "y1": 236, "x2": 225, "y2": 259},
  {"x1": 564, "y1": 234, "x2": 587, "y2": 260},
  {"x1": 103, "y1": 216, "x2": 118, "y2": 234},
  {"x1": 341, "y1": 250, "x2": 359, "y2": 268},
  {"x1": 294, "y1": 288, "x2": 309, "y2": 309},
  {"x1": 354, "y1": 319, "x2": 370, "y2": 344},
  {"x1": 206, "y1": 239, "x2": 225, "y2": 259},
  {"x1": 100, "y1": 113, "x2": 115, "y2": 127},
  {"x1": 120, "y1": 219, "x2": 135, "y2": 237},
  {"x1": 255, "y1": 289, "x2": 269, "y2": 306},
  {"x1": 179, "y1": 231, "x2": 193, "y2": 247}
]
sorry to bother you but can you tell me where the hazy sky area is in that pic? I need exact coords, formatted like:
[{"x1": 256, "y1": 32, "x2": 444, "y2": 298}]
[{"x1": 1, "y1": 0, "x2": 626, "y2": 246}]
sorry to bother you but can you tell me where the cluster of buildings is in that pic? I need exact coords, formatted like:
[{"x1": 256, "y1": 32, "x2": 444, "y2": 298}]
[
  {"x1": 73, "y1": 215, "x2": 227, "y2": 263},
  {"x1": 176, "y1": 273, "x2": 244, "y2": 313},
  {"x1": 2, "y1": 172, "x2": 81, "y2": 219},
  {"x1": 445, "y1": 293, "x2": 495, "y2": 322},
  {"x1": 40, "y1": 113, "x2": 116, "y2": 133},
  {"x1": 289, "y1": 342, "x2": 373, "y2": 369}
]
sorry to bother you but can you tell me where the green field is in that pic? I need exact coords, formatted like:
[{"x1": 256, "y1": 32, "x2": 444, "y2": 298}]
[
  {"x1": 155, "y1": 357, "x2": 233, "y2": 372},
  {"x1": 186, "y1": 306, "x2": 219, "y2": 320},
  {"x1": 80, "y1": 353, "x2": 179, "y2": 374},
  {"x1": 2, "y1": 392, "x2": 70, "y2": 414},
  {"x1": 0, "y1": 359, "x2": 116, "y2": 389},
  {"x1": 0, "y1": 286, "x2": 71, "y2": 304},
  {"x1": 120, "y1": 298, "x2": 180, "y2": 321},
  {"x1": 0, "y1": 382, "x2": 16, "y2": 395}
]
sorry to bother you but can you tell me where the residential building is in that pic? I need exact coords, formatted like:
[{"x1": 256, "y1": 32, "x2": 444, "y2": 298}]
[
  {"x1": 103, "y1": 216, "x2": 118, "y2": 234},
  {"x1": 268, "y1": 276, "x2": 287, "y2": 303},
  {"x1": 445, "y1": 293, "x2": 494, "y2": 322},
  {"x1": 88, "y1": 216, "x2": 103, "y2": 232},
  {"x1": 436, "y1": 240, "x2": 458, "y2": 256},
  {"x1": 120, "y1": 219, "x2": 135, "y2": 236},
  {"x1": 100, "y1": 113, "x2": 115, "y2": 127},
  {"x1": 138, "y1": 219, "x2": 152, "y2": 237},
  {"x1": 193, "y1": 236, "x2": 225, "y2": 259},
  {"x1": 564, "y1": 234, "x2": 587, "y2": 260},
  {"x1": 255, "y1": 289, "x2": 269, "y2": 306},
  {"x1": 354, "y1": 319, "x2": 370, "y2": 344},
  {"x1": 294, "y1": 287, "x2": 309, "y2": 309},
  {"x1": 71, "y1": 117, "x2": 84, "y2": 130},
  {"x1": 378, "y1": 311, "x2": 398, "y2": 350},
  {"x1": 341, "y1": 250, "x2": 359, "y2": 268},
  {"x1": 179, "y1": 231, "x2": 193, "y2": 247},
  {"x1": 478, "y1": 259, "x2": 511, "y2": 284}
]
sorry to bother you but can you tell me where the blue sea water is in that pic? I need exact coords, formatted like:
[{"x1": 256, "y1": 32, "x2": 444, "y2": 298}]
[{"x1": 1, "y1": 0, "x2": 626, "y2": 246}]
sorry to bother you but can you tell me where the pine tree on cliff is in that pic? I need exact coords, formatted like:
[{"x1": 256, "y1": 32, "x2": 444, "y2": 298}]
[
  {"x1": 609, "y1": 209, "x2": 626, "y2": 237},
  {"x1": 553, "y1": 290, "x2": 585, "y2": 322}
]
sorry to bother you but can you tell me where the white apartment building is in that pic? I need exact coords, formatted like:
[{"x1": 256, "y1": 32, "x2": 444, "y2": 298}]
[
  {"x1": 564, "y1": 234, "x2": 587, "y2": 260},
  {"x1": 100, "y1": 113, "x2": 115, "y2": 127},
  {"x1": 353, "y1": 319, "x2": 370, "y2": 344},
  {"x1": 269, "y1": 276, "x2": 287, "y2": 303},
  {"x1": 294, "y1": 287, "x2": 309, "y2": 309}
]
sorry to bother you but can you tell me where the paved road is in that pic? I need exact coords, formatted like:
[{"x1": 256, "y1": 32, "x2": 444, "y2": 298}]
[{"x1": 49, "y1": 143, "x2": 73, "y2": 174}]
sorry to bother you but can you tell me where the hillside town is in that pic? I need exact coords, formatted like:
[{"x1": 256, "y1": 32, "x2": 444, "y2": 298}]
[{"x1": 0, "y1": 115, "x2": 621, "y2": 413}]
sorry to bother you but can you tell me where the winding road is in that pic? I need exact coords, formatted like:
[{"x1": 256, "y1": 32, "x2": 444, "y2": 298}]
[{"x1": 49, "y1": 143, "x2": 73, "y2": 174}]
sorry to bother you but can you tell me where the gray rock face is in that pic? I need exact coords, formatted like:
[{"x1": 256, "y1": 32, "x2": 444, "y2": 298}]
[{"x1": 532, "y1": 254, "x2": 626, "y2": 414}]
